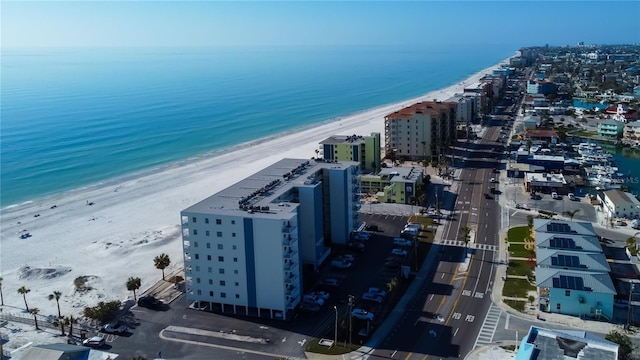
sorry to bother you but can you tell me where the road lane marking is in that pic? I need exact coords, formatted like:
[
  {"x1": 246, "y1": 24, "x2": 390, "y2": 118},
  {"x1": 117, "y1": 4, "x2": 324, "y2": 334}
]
[
  {"x1": 454, "y1": 328, "x2": 459, "y2": 336},
  {"x1": 429, "y1": 294, "x2": 434, "y2": 301}
]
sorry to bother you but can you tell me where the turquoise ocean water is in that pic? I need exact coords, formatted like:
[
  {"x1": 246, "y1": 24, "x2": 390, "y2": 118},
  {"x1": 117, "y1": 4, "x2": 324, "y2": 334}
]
[{"x1": 1, "y1": 45, "x2": 516, "y2": 207}]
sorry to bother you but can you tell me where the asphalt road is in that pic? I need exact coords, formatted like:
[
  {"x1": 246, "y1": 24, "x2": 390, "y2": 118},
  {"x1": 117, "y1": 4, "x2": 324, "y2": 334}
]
[{"x1": 367, "y1": 117, "x2": 511, "y2": 359}]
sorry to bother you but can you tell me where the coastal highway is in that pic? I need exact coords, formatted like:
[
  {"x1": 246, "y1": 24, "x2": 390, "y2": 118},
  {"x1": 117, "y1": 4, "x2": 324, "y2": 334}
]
[{"x1": 368, "y1": 120, "x2": 507, "y2": 359}]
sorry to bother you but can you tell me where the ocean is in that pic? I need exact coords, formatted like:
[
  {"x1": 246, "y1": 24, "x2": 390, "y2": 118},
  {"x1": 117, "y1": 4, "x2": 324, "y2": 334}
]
[{"x1": 1, "y1": 44, "x2": 515, "y2": 207}]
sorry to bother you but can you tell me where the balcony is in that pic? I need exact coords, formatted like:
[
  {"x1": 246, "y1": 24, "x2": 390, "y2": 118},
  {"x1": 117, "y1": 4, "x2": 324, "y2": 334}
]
[
  {"x1": 282, "y1": 223, "x2": 297, "y2": 234},
  {"x1": 284, "y1": 247, "x2": 298, "y2": 259},
  {"x1": 183, "y1": 240, "x2": 190, "y2": 250},
  {"x1": 184, "y1": 253, "x2": 192, "y2": 262}
]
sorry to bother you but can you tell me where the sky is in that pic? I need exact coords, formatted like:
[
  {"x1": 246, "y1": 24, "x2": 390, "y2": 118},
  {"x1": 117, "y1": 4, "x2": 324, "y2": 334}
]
[{"x1": 2, "y1": 1, "x2": 639, "y2": 48}]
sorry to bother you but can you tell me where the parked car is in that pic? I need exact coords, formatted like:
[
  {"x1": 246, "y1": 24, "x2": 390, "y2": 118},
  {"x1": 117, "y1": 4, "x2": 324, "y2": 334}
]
[
  {"x1": 340, "y1": 253, "x2": 355, "y2": 262},
  {"x1": 82, "y1": 336, "x2": 106, "y2": 348},
  {"x1": 299, "y1": 302, "x2": 320, "y2": 313},
  {"x1": 331, "y1": 258, "x2": 352, "y2": 269},
  {"x1": 385, "y1": 260, "x2": 402, "y2": 269},
  {"x1": 393, "y1": 238, "x2": 412, "y2": 247},
  {"x1": 352, "y1": 232, "x2": 372, "y2": 241},
  {"x1": 361, "y1": 292, "x2": 384, "y2": 304},
  {"x1": 303, "y1": 294, "x2": 325, "y2": 306},
  {"x1": 616, "y1": 220, "x2": 627, "y2": 226},
  {"x1": 100, "y1": 322, "x2": 127, "y2": 334},
  {"x1": 137, "y1": 295, "x2": 165, "y2": 310},
  {"x1": 310, "y1": 291, "x2": 330, "y2": 300},
  {"x1": 490, "y1": 178, "x2": 496, "y2": 183},
  {"x1": 401, "y1": 227, "x2": 419, "y2": 236},
  {"x1": 347, "y1": 241, "x2": 366, "y2": 252},
  {"x1": 391, "y1": 249, "x2": 408, "y2": 257},
  {"x1": 568, "y1": 193, "x2": 578, "y2": 201},
  {"x1": 551, "y1": 192, "x2": 561, "y2": 200},
  {"x1": 367, "y1": 287, "x2": 387, "y2": 298},
  {"x1": 352, "y1": 309, "x2": 374, "y2": 321},
  {"x1": 320, "y1": 278, "x2": 340, "y2": 288},
  {"x1": 365, "y1": 224, "x2": 379, "y2": 232}
]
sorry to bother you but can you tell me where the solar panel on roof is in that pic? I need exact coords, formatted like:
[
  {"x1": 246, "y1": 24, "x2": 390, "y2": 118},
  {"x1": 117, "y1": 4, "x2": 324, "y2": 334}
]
[
  {"x1": 554, "y1": 275, "x2": 585, "y2": 290},
  {"x1": 555, "y1": 254, "x2": 581, "y2": 268},
  {"x1": 547, "y1": 222, "x2": 572, "y2": 233}
]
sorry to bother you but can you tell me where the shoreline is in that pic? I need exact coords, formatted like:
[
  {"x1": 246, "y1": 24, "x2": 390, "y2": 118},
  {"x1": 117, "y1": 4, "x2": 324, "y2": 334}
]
[{"x1": 0, "y1": 56, "x2": 513, "y2": 326}]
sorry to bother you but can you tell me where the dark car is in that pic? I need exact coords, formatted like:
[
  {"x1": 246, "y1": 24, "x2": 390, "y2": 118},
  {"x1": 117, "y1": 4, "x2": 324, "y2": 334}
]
[
  {"x1": 101, "y1": 322, "x2": 127, "y2": 334},
  {"x1": 137, "y1": 295, "x2": 165, "y2": 310},
  {"x1": 365, "y1": 224, "x2": 380, "y2": 232}
]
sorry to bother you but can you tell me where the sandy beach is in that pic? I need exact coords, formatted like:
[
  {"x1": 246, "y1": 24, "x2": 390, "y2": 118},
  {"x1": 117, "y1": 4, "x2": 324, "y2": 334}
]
[{"x1": 0, "y1": 57, "x2": 511, "y2": 350}]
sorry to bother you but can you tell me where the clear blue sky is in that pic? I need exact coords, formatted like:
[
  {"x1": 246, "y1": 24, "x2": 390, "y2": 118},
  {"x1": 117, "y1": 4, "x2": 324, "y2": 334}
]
[{"x1": 2, "y1": 1, "x2": 639, "y2": 48}]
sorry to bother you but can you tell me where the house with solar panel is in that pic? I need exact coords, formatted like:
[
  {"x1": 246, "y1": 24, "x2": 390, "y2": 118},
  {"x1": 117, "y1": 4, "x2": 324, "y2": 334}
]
[{"x1": 533, "y1": 219, "x2": 616, "y2": 320}]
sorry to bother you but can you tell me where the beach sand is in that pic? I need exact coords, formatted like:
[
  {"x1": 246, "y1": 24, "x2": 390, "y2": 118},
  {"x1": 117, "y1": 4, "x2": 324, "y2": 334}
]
[{"x1": 0, "y1": 57, "x2": 511, "y2": 350}]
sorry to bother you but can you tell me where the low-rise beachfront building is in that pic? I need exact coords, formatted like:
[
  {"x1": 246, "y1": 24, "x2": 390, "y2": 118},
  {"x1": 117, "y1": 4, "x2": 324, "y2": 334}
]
[
  {"x1": 524, "y1": 172, "x2": 567, "y2": 194},
  {"x1": 318, "y1": 132, "x2": 381, "y2": 173},
  {"x1": 533, "y1": 220, "x2": 615, "y2": 321},
  {"x1": 180, "y1": 158, "x2": 360, "y2": 320},
  {"x1": 384, "y1": 101, "x2": 457, "y2": 162},
  {"x1": 623, "y1": 120, "x2": 640, "y2": 144},
  {"x1": 597, "y1": 119, "x2": 624, "y2": 138},
  {"x1": 600, "y1": 189, "x2": 640, "y2": 219},
  {"x1": 515, "y1": 326, "x2": 619, "y2": 360},
  {"x1": 359, "y1": 166, "x2": 423, "y2": 204}
]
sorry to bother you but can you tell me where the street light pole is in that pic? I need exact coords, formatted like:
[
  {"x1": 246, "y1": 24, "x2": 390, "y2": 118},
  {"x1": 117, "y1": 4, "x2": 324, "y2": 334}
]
[
  {"x1": 334, "y1": 305, "x2": 338, "y2": 347},
  {"x1": 628, "y1": 283, "x2": 635, "y2": 330},
  {"x1": 348, "y1": 295, "x2": 354, "y2": 348}
]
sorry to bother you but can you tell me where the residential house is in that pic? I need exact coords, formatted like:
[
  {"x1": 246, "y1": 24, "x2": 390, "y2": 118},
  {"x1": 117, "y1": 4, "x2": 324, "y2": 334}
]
[
  {"x1": 515, "y1": 326, "x2": 618, "y2": 360},
  {"x1": 180, "y1": 158, "x2": 361, "y2": 320},
  {"x1": 384, "y1": 101, "x2": 457, "y2": 162},
  {"x1": 359, "y1": 166, "x2": 423, "y2": 205},
  {"x1": 600, "y1": 189, "x2": 640, "y2": 219},
  {"x1": 319, "y1": 132, "x2": 381, "y2": 173},
  {"x1": 597, "y1": 119, "x2": 625, "y2": 138},
  {"x1": 534, "y1": 220, "x2": 616, "y2": 320}
]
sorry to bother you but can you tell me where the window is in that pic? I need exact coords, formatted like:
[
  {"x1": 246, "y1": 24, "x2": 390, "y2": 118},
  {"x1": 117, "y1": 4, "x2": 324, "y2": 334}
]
[
  {"x1": 217, "y1": 231, "x2": 222, "y2": 237},
  {"x1": 235, "y1": 294, "x2": 240, "y2": 299},
  {"x1": 231, "y1": 220, "x2": 235, "y2": 225},
  {"x1": 234, "y1": 270, "x2": 239, "y2": 274},
  {"x1": 196, "y1": 278, "x2": 200, "y2": 284},
  {"x1": 220, "y1": 280, "x2": 226, "y2": 286},
  {"x1": 192, "y1": 217, "x2": 197, "y2": 223},
  {"x1": 221, "y1": 292, "x2": 226, "y2": 298},
  {"x1": 235, "y1": 282, "x2": 239, "y2": 286},
  {"x1": 218, "y1": 244, "x2": 223, "y2": 250},
  {"x1": 219, "y1": 268, "x2": 225, "y2": 274},
  {"x1": 233, "y1": 257, "x2": 238, "y2": 262},
  {"x1": 205, "y1": 230, "x2": 210, "y2": 237},
  {"x1": 209, "y1": 291, "x2": 213, "y2": 296},
  {"x1": 194, "y1": 241, "x2": 198, "y2": 248},
  {"x1": 194, "y1": 254, "x2": 199, "y2": 260},
  {"x1": 218, "y1": 256, "x2": 224, "y2": 262},
  {"x1": 565, "y1": 290, "x2": 571, "y2": 296},
  {"x1": 193, "y1": 229, "x2": 198, "y2": 235},
  {"x1": 205, "y1": 218, "x2": 209, "y2": 224},
  {"x1": 232, "y1": 245, "x2": 237, "y2": 250},
  {"x1": 207, "y1": 255, "x2": 211, "y2": 261},
  {"x1": 195, "y1": 266, "x2": 200, "y2": 271},
  {"x1": 556, "y1": 303, "x2": 561, "y2": 310},
  {"x1": 207, "y1": 267, "x2": 212, "y2": 273},
  {"x1": 216, "y1": 219, "x2": 222, "y2": 225},
  {"x1": 208, "y1": 279, "x2": 213, "y2": 285},
  {"x1": 197, "y1": 290, "x2": 202, "y2": 295},
  {"x1": 206, "y1": 243, "x2": 210, "y2": 248},
  {"x1": 232, "y1": 233, "x2": 236, "y2": 237}
]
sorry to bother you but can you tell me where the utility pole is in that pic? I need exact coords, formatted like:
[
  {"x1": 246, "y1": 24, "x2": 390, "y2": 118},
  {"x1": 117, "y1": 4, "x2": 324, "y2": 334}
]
[
  {"x1": 348, "y1": 295, "x2": 354, "y2": 348},
  {"x1": 333, "y1": 305, "x2": 338, "y2": 347},
  {"x1": 628, "y1": 283, "x2": 635, "y2": 330}
]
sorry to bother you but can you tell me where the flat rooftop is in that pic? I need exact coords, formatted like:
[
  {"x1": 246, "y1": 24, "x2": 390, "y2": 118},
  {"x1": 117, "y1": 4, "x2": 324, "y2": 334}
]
[
  {"x1": 182, "y1": 158, "x2": 357, "y2": 218},
  {"x1": 320, "y1": 134, "x2": 367, "y2": 145}
]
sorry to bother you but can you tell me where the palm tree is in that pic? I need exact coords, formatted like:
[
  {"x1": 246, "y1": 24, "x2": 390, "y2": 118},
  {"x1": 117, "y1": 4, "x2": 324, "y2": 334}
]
[
  {"x1": 48, "y1": 290, "x2": 63, "y2": 318},
  {"x1": 132, "y1": 356, "x2": 148, "y2": 360},
  {"x1": 154, "y1": 253, "x2": 171, "y2": 281},
  {"x1": 0, "y1": 275, "x2": 4, "y2": 306},
  {"x1": 29, "y1": 308, "x2": 40, "y2": 330},
  {"x1": 126, "y1": 276, "x2": 142, "y2": 301},
  {"x1": 459, "y1": 226, "x2": 472, "y2": 244},
  {"x1": 17, "y1": 286, "x2": 31, "y2": 312},
  {"x1": 563, "y1": 209, "x2": 581, "y2": 222},
  {"x1": 65, "y1": 315, "x2": 78, "y2": 338},
  {"x1": 52, "y1": 317, "x2": 67, "y2": 336}
]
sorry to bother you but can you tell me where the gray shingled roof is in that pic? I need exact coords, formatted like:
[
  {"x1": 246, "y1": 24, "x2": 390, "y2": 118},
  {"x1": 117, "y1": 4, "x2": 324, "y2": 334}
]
[
  {"x1": 535, "y1": 268, "x2": 616, "y2": 294},
  {"x1": 536, "y1": 248, "x2": 611, "y2": 273}
]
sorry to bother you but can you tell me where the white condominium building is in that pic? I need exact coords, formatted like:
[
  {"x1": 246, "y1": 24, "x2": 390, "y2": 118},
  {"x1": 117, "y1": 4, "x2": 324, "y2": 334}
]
[{"x1": 180, "y1": 158, "x2": 360, "y2": 320}]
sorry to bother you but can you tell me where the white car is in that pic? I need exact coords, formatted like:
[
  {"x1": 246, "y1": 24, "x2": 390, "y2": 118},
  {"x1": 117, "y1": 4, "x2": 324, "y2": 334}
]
[
  {"x1": 331, "y1": 259, "x2": 353, "y2": 269},
  {"x1": 361, "y1": 292, "x2": 384, "y2": 304},
  {"x1": 394, "y1": 238, "x2": 412, "y2": 247},
  {"x1": 82, "y1": 336, "x2": 106, "y2": 348},
  {"x1": 391, "y1": 249, "x2": 408, "y2": 257},
  {"x1": 368, "y1": 287, "x2": 387, "y2": 298},
  {"x1": 352, "y1": 308, "x2": 374, "y2": 321},
  {"x1": 310, "y1": 291, "x2": 330, "y2": 300},
  {"x1": 303, "y1": 294, "x2": 325, "y2": 306},
  {"x1": 490, "y1": 178, "x2": 496, "y2": 183}
]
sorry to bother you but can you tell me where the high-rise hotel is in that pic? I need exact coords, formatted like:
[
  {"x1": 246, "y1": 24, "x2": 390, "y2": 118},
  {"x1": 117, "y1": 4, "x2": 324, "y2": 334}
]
[{"x1": 180, "y1": 158, "x2": 361, "y2": 320}]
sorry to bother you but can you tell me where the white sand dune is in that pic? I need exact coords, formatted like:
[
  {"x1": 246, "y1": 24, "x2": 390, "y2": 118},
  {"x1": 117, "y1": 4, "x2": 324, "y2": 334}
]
[{"x1": 0, "y1": 57, "x2": 511, "y2": 350}]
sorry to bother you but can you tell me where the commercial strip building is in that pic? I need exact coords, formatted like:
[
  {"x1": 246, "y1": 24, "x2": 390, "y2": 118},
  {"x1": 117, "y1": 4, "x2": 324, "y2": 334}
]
[
  {"x1": 384, "y1": 101, "x2": 457, "y2": 162},
  {"x1": 318, "y1": 132, "x2": 381, "y2": 173},
  {"x1": 180, "y1": 158, "x2": 361, "y2": 320},
  {"x1": 523, "y1": 172, "x2": 567, "y2": 194},
  {"x1": 359, "y1": 166, "x2": 424, "y2": 204},
  {"x1": 533, "y1": 220, "x2": 616, "y2": 321},
  {"x1": 515, "y1": 326, "x2": 619, "y2": 360}
]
